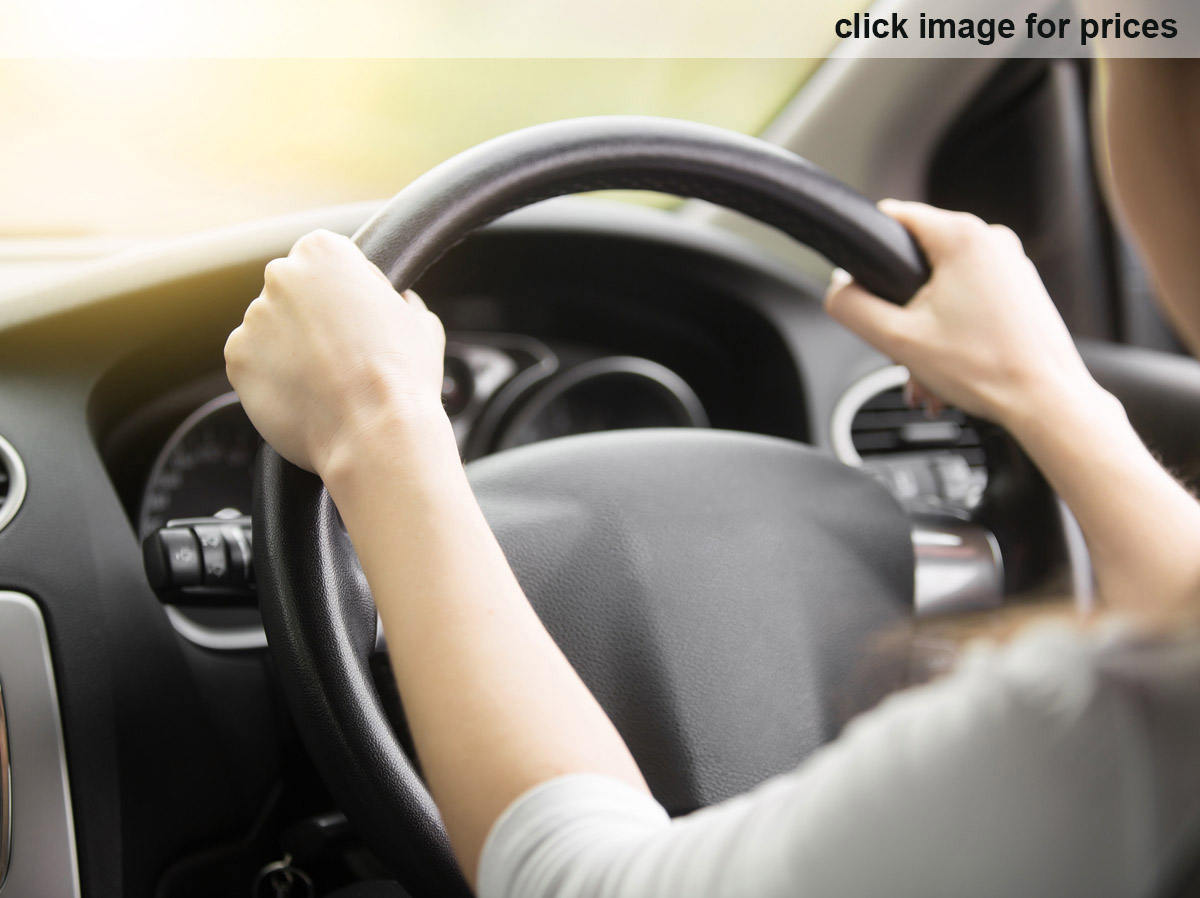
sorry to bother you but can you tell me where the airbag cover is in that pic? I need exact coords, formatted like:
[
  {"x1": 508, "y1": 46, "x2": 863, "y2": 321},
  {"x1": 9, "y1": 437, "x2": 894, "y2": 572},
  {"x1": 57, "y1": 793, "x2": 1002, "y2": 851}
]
[{"x1": 468, "y1": 427, "x2": 914, "y2": 811}]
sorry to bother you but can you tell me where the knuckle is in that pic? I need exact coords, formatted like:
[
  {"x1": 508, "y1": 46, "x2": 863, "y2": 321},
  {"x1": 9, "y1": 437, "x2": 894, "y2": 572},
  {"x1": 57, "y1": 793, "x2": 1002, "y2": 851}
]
[
  {"x1": 223, "y1": 329, "x2": 243, "y2": 370},
  {"x1": 243, "y1": 296, "x2": 267, "y2": 322},
  {"x1": 291, "y1": 230, "x2": 323, "y2": 255},
  {"x1": 262, "y1": 257, "x2": 288, "y2": 287},
  {"x1": 956, "y1": 213, "x2": 990, "y2": 241},
  {"x1": 938, "y1": 215, "x2": 985, "y2": 253},
  {"x1": 988, "y1": 223, "x2": 1023, "y2": 249},
  {"x1": 298, "y1": 228, "x2": 346, "y2": 254}
]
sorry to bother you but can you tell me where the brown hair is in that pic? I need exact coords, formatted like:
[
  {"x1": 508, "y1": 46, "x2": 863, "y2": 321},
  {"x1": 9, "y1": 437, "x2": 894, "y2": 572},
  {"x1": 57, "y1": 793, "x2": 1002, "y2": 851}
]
[{"x1": 904, "y1": 590, "x2": 1200, "y2": 691}]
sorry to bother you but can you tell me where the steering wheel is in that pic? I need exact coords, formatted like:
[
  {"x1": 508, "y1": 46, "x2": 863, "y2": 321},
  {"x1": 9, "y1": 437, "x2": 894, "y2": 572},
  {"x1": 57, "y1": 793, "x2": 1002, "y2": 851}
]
[{"x1": 255, "y1": 116, "x2": 928, "y2": 896}]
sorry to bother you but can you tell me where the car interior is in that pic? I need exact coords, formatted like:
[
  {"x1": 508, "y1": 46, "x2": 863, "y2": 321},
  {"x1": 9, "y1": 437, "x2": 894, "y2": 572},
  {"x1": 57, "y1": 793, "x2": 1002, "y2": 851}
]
[{"x1": 2, "y1": 43, "x2": 1200, "y2": 898}]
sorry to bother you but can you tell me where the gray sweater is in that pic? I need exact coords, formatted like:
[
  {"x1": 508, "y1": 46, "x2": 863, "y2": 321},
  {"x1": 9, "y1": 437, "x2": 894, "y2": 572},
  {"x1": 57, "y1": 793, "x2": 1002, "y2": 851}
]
[{"x1": 478, "y1": 621, "x2": 1200, "y2": 898}]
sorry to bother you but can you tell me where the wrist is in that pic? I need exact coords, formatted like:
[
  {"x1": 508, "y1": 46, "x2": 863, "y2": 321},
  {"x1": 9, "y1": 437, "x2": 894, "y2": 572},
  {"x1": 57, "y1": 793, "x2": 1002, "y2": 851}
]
[
  {"x1": 318, "y1": 400, "x2": 462, "y2": 504},
  {"x1": 1001, "y1": 373, "x2": 1128, "y2": 455}
]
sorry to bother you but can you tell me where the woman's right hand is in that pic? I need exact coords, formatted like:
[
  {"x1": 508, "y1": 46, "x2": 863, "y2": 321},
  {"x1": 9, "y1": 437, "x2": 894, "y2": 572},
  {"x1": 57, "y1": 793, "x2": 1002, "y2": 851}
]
[
  {"x1": 225, "y1": 229, "x2": 451, "y2": 482},
  {"x1": 825, "y1": 200, "x2": 1102, "y2": 430}
]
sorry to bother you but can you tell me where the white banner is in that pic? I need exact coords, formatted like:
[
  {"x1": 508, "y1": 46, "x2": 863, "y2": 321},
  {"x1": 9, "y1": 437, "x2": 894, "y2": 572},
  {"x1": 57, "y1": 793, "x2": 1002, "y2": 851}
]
[{"x1": 1, "y1": 0, "x2": 1196, "y2": 58}]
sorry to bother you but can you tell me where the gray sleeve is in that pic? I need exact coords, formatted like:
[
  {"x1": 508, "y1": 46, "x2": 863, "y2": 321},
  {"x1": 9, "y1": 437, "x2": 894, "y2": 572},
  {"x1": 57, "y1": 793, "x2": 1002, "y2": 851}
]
[{"x1": 476, "y1": 624, "x2": 1157, "y2": 898}]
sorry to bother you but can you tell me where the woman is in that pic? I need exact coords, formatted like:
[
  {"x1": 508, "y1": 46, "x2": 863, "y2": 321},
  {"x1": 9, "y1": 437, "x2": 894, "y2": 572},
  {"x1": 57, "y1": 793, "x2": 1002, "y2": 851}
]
[{"x1": 225, "y1": 61, "x2": 1200, "y2": 898}]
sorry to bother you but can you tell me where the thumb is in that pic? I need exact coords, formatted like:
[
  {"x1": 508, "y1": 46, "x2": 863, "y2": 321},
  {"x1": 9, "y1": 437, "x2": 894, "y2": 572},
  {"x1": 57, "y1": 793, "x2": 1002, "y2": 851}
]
[{"x1": 824, "y1": 269, "x2": 911, "y2": 357}]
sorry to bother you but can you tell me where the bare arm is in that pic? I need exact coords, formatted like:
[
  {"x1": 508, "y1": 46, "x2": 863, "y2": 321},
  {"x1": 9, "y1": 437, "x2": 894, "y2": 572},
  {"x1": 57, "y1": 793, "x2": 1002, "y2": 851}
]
[
  {"x1": 1098, "y1": 59, "x2": 1200, "y2": 353},
  {"x1": 826, "y1": 201, "x2": 1200, "y2": 615},
  {"x1": 224, "y1": 230, "x2": 647, "y2": 885}
]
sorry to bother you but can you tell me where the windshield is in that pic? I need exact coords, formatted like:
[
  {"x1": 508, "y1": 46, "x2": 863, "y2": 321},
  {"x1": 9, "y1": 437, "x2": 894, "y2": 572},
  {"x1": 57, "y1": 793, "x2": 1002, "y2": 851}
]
[{"x1": 1, "y1": 58, "x2": 821, "y2": 238}]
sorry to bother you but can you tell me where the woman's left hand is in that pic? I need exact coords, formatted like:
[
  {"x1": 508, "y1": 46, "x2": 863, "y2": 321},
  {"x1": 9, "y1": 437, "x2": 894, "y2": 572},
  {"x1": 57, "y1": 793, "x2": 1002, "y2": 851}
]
[{"x1": 225, "y1": 229, "x2": 449, "y2": 476}]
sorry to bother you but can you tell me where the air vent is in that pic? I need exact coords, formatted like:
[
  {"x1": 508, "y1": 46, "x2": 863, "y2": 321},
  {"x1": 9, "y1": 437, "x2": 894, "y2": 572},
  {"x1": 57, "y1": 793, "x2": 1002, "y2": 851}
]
[
  {"x1": 850, "y1": 383, "x2": 985, "y2": 466},
  {"x1": 0, "y1": 436, "x2": 27, "y2": 534},
  {"x1": 831, "y1": 366, "x2": 986, "y2": 506}
]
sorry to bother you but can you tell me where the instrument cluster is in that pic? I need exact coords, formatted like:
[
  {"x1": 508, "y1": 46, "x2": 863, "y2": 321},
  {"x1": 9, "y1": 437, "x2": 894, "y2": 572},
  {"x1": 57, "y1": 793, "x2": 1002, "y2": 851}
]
[{"x1": 137, "y1": 332, "x2": 707, "y2": 539}]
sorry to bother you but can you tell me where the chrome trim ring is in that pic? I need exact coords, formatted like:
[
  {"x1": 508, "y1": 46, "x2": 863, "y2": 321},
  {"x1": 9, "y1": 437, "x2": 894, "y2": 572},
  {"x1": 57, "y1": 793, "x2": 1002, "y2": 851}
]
[
  {"x1": 165, "y1": 606, "x2": 269, "y2": 651},
  {"x1": 496, "y1": 356, "x2": 708, "y2": 452},
  {"x1": 165, "y1": 606, "x2": 390, "y2": 655},
  {"x1": 829, "y1": 364, "x2": 910, "y2": 466},
  {"x1": 0, "y1": 434, "x2": 28, "y2": 534}
]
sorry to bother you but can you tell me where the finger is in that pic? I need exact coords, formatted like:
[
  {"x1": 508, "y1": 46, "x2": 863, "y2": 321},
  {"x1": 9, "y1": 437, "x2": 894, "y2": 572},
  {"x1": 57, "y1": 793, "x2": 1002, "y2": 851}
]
[
  {"x1": 878, "y1": 199, "x2": 983, "y2": 265},
  {"x1": 825, "y1": 274, "x2": 911, "y2": 357},
  {"x1": 402, "y1": 289, "x2": 428, "y2": 311},
  {"x1": 906, "y1": 377, "x2": 930, "y2": 406},
  {"x1": 364, "y1": 257, "x2": 395, "y2": 287},
  {"x1": 906, "y1": 377, "x2": 949, "y2": 419}
]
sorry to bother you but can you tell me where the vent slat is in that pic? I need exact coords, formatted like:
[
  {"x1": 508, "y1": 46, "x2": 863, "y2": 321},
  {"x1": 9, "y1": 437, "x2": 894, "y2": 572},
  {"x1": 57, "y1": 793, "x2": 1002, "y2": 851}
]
[
  {"x1": 853, "y1": 431, "x2": 905, "y2": 453},
  {"x1": 850, "y1": 385, "x2": 985, "y2": 470},
  {"x1": 853, "y1": 406, "x2": 968, "y2": 425},
  {"x1": 852, "y1": 409, "x2": 935, "y2": 430}
]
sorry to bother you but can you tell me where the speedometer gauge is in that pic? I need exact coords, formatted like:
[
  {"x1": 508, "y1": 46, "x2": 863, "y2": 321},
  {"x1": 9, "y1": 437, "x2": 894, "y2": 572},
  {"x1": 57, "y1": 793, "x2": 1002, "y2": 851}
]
[
  {"x1": 138, "y1": 392, "x2": 259, "y2": 539},
  {"x1": 496, "y1": 357, "x2": 707, "y2": 451}
]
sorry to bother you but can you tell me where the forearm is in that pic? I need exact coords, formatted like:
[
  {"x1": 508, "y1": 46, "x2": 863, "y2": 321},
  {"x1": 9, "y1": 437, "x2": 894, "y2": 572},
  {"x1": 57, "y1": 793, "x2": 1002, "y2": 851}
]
[
  {"x1": 1004, "y1": 379, "x2": 1200, "y2": 614},
  {"x1": 322, "y1": 412, "x2": 648, "y2": 885}
]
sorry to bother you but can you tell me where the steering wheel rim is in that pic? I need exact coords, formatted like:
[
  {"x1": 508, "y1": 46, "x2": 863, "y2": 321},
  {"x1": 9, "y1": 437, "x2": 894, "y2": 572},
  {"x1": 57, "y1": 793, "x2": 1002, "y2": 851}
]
[
  {"x1": 353, "y1": 115, "x2": 927, "y2": 303},
  {"x1": 255, "y1": 116, "x2": 928, "y2": 896}
]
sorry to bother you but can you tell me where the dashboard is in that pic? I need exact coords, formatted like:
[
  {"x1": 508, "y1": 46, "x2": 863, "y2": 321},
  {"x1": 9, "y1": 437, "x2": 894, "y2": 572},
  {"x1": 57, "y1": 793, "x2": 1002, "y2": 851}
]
[
  {"x1": 89, "y1": 200, "x2": 1011, "y2": 648},
  {"x1": 80, "y1": 208, "x2": 1014, "y2": 687},
  {"x1": 83, "y1": 202, "x2": 822, "y2": 658}
]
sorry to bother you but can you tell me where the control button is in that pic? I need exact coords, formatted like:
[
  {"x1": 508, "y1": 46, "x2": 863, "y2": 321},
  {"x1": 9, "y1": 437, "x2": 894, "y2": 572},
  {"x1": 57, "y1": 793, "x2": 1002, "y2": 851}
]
[
  {"x1": 158, "y1": 528, "x2": 202, "y2": 587},
  {"x1": 891, "y1": 465, "x2": 921, "y2": 500},
  {"x1": 863, "y1": 457, "x2": 943, "y2": 505},
  {"x1": 221, "y1": 523, "x2": 254, "y2": 586},
  {"x1": 933, "y1": 454, "x2": 974, "y2": 504},
  {"x1": 193, "y1": 524, "x2": 231, "y2": 586},
  {"x1": 143, "y1": 514, "x2": 257, "y2": 604}
]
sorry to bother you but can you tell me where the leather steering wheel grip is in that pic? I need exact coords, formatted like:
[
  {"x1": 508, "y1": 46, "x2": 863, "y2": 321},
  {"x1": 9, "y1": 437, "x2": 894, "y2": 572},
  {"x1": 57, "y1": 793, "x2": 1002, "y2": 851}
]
[
  {"x1": 254, "y1": 450, "x2": 466, "y2": 894},
  {"x1": 256, "y1": 116, "x2": 929, "y2": 897},
  {"x1": 354, "y1": 116, "x2": 930, "y2": 303}
]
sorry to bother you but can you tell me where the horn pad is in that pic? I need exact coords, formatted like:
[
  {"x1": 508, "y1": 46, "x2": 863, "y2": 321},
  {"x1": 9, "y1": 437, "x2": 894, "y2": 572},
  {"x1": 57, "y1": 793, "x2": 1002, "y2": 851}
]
[{"x1": 469, "y1": 427, "x2": 914, "y2": 811}]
